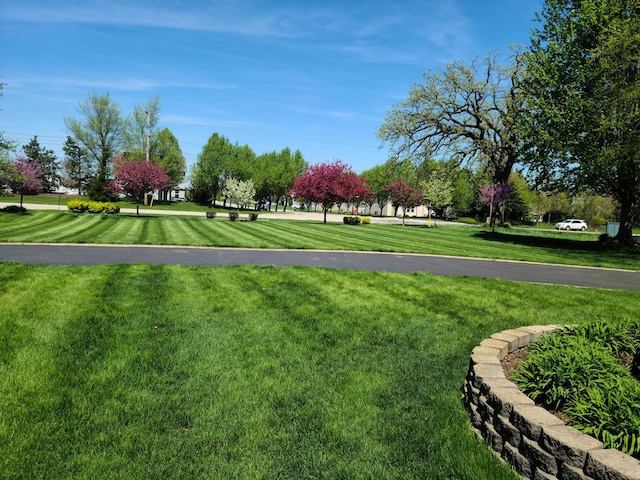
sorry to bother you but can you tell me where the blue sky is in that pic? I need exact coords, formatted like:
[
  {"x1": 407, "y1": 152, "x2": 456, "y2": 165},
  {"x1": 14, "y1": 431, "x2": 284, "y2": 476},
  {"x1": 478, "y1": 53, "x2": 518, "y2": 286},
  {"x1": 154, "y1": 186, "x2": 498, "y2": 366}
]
[{"x1": 1, "y1": 0, "x2": 542, "y2": 175}]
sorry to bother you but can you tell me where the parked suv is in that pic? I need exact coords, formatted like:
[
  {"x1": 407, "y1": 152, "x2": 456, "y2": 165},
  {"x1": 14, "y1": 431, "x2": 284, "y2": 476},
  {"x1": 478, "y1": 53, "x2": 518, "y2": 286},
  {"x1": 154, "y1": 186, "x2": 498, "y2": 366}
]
[{"x1": 555, "y1": 219, "x2": 587, "y2": 231}]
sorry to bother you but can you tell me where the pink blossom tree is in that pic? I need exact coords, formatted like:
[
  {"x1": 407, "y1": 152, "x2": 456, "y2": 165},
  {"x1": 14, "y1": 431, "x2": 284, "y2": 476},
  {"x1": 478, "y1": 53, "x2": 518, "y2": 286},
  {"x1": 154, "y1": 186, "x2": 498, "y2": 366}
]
[
  {"x1": 290, "y1": 160, "x2": 371, "y2": 223},
  {"x1": 480, "y1": 183, "x2": 513, "y2": 229},
  {"x1": 0, "y1": 156, "x2": 43, "y2": 209},
  {"x1": 385, "y1": 179, "x2": 423, "y2": 225},
  {"x1": 109, "y1": 156, "x2": 172, "y2": 216}
]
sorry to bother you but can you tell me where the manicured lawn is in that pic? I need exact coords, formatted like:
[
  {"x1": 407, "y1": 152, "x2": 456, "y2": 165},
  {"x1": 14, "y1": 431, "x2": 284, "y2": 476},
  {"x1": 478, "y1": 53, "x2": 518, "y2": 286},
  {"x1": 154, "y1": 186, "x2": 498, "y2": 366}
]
[
  {"x1": 1, "y1": 210, "x2": 639, "y2": 270},
  {"x1": 2, "y1": 263, "x2": 639, "y2": 479}
]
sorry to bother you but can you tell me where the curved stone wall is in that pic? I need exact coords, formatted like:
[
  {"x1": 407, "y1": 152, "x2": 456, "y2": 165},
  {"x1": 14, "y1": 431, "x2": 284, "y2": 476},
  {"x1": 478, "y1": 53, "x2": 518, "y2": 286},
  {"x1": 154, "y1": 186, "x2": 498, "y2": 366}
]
[{"x1": 462, "y1": 325, "x2": 640, "y2": 480}]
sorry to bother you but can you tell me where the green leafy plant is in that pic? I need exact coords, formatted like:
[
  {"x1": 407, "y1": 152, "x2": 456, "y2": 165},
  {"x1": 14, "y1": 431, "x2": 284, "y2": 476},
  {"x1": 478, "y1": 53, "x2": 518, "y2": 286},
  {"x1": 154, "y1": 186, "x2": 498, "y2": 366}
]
[
  {"x1": 513, "y1": 319, "x2": 640, "y2": 457},
  {"x1": 361, "y1": 217, "x2": 371, "y2": 224},
  {"x1": 343, "y1": 216, "x2": 361, "y2": 225}
]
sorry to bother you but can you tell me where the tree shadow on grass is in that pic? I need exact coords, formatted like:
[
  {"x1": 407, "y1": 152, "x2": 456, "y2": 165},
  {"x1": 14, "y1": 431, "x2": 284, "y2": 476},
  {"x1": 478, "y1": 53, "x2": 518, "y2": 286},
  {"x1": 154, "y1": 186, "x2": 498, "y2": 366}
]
[{"x1": 473, "y1": 230, "x2": 636, "y2": 253}]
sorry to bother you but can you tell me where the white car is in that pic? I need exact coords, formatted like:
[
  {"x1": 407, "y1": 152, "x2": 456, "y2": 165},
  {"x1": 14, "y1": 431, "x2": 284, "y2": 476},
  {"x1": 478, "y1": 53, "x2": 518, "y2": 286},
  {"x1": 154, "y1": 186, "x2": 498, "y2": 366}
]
[{"x1": 555, "y1": 219, "x2": 587, "y2": 231}]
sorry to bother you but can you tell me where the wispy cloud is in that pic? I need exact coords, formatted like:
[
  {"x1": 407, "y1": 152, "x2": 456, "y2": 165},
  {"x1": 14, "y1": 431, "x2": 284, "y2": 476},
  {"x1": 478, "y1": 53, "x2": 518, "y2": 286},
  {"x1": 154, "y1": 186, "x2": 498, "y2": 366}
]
[
  {"x1": 5, "y1": 74, "x2": 237, "y2": 93},
  {"x1": 2, "y1": 1, "x2": 300, "y2": 38}
]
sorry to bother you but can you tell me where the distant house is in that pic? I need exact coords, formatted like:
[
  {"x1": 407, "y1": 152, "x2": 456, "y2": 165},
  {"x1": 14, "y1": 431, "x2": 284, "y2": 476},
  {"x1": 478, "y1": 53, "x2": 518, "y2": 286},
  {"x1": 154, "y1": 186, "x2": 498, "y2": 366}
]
[
  {"x1": 154, "y1": 182, "x2": 187, "y2": 202},
  {"x1": 330, "y1": 201, "x2": 433, "y2": 218}
]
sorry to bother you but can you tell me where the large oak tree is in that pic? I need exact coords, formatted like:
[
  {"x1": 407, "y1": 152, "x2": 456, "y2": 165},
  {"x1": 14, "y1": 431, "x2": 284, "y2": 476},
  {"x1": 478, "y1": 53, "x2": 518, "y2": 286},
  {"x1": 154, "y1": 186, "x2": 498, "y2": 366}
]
[
  {"x1": 523, "y1": 0, "x2": 640, "y2": 243},
  {"x1": 377, "y1": 51, "x2": 526, "y2": 185},
  {"x1": 65, "y1": 92, "x2": 124, "y2": 201}
]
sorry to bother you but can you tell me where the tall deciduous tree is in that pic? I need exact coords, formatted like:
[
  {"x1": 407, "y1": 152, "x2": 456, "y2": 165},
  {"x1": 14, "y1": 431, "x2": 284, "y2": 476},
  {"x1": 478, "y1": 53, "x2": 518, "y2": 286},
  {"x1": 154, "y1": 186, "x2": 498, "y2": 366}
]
[
  {"x1": 378, "y1": 50, "x2": 526, "y2": 184},
  {"x1": 290, "y1": 160, "x2": 369, "y2": 224},
  {"x1": 109, "y1": 155, "x2": 172, "y2": 216},
  {"x1": 523, "y1": 0, "x2": 640, "y2": 243},
  {"x1": 65, "y1": 92, "x2": 124, "y2": 201},
  {"x1": 154, "y1": 128, "x2": 186, "y2": 187},
  {"x1": 123, "y1": 96, "x2": 160, "y2": 158},
  {"x1": 361, "y1": 163, "x2": 393, "y2": 215},
  {"x1": 385, "y1": 179, "x2": 423, "y2": 226},
  {"x1": 190, "y1": 133, "x2": 255, "y2": 206},
  {"x1": 22, "y1": 136, "x2": 59, "y2": 192},
  {"x1": 0, "y1": 156, "x2": 43, "y2": 208}
]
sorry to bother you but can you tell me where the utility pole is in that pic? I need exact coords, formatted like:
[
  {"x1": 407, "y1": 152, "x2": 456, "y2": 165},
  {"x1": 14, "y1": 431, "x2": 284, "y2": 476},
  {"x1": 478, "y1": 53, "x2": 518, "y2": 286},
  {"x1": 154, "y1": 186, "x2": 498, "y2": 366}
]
[
  {"x1": 145, "y1": 110, "x2": 151, "y2": 205},
  {"x1": 145, "y1": 110, "x2": 151, "y2": 162}
]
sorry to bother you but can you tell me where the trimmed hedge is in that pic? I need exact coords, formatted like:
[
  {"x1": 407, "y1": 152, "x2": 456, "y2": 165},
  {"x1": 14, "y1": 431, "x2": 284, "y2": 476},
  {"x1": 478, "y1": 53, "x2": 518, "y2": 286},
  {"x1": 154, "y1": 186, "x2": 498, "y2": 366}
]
[
  {"x1": 67, "y1": 199, "x2": 120, "y2": 214},
  {"x1": 343, "y1": 216, "x2": 361, "y2": 225}
]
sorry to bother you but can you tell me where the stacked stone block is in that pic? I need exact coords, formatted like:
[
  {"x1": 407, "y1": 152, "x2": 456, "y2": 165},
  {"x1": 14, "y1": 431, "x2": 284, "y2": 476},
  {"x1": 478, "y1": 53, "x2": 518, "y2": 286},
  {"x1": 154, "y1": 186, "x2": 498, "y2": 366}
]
[{"x1": 463, "y1": 325, "x2": 640, "y2": 480}]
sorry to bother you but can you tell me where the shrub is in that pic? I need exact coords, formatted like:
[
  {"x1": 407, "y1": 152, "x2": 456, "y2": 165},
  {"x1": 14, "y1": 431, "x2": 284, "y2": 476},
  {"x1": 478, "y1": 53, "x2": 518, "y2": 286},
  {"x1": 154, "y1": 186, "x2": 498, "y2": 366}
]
[
  {"x1": 67, "y1": 199, "x2": 89, "y2": 213},
  {"x1": 67, "y1": 199, "x2": 119, "y2": 214},
  {"x1": 343, "y1": 216, "x2": 361, "y2": 225},
  {"x1": 249, "y1": 213, "x2": 259, "y2": 221},
  {"x1": 206, "y1": 211, "x2": 216, "y2": 219},
  {"x1": 361, "y1": 217, "x2": 371, "y2": 224},
  {"x1": 1, "y1": 205, "x2": 27, "y2": 214},
  {"x1": 102, "y1": 202, "x2": 120, "y2": 214},
  {"x1": 229, "y1": 212, "x2": 239, "y2": 221}
]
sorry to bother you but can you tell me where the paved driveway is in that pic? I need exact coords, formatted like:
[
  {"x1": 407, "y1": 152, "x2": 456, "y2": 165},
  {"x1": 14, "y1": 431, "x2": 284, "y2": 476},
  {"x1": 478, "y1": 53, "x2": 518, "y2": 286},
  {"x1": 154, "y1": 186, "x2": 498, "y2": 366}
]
[{"x1": 1, "y1": 243, "x2": 638, "y2": 291}]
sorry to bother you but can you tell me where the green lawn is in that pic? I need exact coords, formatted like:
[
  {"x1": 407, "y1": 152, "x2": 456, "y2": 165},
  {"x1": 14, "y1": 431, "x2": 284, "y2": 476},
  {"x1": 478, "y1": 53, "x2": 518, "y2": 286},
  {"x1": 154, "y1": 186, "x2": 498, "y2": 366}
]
[
  {"x1": 1, "y1": 210, "x2": 639, "y2": 270},
  {"x1": 2, "y1": 263, "x2": 639, "y2": 479}
]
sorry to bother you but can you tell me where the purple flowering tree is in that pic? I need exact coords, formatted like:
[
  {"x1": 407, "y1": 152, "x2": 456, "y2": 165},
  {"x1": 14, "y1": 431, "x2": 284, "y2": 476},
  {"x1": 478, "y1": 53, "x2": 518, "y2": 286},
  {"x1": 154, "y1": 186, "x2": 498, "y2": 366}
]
[
  {"x1": 0, "y1": 156, "x2": 43, "y2": 209},
  {"x1": 480, "y1": 183, "x2": 513, "y2": 230}
]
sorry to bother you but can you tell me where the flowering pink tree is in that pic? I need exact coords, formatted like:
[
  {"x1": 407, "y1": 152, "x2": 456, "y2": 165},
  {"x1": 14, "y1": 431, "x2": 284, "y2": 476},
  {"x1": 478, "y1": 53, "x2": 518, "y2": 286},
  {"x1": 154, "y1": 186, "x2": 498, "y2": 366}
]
[
  {"x1": 480, "y1": 183, "x2": 513, "y2": 229},
  {"x1": 385, "y1": 179, "x2": 423, "y2": 225},
  {"x1": 290, "y1": 160, "x2": 371, "y2": 223},
  {"x1": 0, "y1": 156, "x2": 43, "y2": 209},
  {"x1": 109, "y1": 156, "x2": 172, "y2": 216}
]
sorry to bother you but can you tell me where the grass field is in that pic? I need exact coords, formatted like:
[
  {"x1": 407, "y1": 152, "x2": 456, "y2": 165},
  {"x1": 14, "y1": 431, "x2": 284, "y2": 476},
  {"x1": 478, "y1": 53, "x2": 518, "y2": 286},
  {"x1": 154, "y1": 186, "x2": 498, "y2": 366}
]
[
  {"x1": 2, "y1": 263, "x2": 639, "y2": 479},
  {"x1": 1, "y1": 210, "x2": 639, "y2": 270}
]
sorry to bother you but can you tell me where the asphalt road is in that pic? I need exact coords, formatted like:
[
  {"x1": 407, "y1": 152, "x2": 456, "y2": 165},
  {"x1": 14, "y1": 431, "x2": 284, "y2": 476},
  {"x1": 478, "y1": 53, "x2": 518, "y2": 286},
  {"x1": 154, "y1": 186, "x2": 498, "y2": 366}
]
[{"x1": 1, "y1": 243, "x2": 639, "y2": 291}]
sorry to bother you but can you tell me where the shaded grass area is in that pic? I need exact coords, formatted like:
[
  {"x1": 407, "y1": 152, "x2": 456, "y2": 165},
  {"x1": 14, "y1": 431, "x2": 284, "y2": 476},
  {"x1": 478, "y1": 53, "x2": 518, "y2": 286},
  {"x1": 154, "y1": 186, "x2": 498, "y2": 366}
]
[
  {"x1": 1, "y1": 211, "x2": 639, "y2": 270},
  {"x1": 2, "y1": 263, "x2": 639, "y2": 479}
]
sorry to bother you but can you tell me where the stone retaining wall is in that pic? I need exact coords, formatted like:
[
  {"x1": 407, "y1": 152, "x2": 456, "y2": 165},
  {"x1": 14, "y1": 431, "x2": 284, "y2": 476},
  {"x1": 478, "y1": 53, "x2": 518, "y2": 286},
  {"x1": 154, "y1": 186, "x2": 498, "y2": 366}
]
[{"x1": 462, "y1": 325, "x2": 640, "y2": 480}]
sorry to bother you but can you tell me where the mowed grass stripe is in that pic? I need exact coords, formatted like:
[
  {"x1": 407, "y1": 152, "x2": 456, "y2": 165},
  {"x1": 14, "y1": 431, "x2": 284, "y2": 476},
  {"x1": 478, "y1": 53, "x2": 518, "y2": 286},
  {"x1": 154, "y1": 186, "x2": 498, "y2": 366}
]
[
  {"x1": 169, "y1": 217, "x2": 213, "y2": 246},
  {"x1": 53, "y1": 215, "x2": 125, "y2": 243},
  {"x1": 241, "y1": 220, "x2": 320, "y2": 249},
  {"x1": 0, "y1": 212, "x2": 72, "y2": 240},
  {"x1": 21, "y1": 214, "x2": 104, "y2": 243}
]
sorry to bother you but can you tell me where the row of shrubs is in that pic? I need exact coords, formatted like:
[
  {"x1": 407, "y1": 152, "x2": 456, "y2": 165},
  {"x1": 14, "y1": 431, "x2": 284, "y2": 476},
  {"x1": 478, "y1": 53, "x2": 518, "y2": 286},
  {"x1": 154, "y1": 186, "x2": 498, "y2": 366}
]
[
  {"x1": 206, "y1": 212, "x2": 259, "y2": 221},
  {"x1": 67, "y1": 199, "x2": 120, "y2": 214},
  {"x1": 343, "y1": 216, "x2": 371, "y2": 225}
]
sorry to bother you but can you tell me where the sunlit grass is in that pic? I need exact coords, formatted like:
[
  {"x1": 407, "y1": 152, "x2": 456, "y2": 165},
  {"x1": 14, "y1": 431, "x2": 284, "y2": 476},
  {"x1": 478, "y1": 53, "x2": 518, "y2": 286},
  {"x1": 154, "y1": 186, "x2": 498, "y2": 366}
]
[
  {"x1": 2, "y1": 263, "x2": 639, "y2": 479},
  {"x1": 1, "y1": 210, "x2": 639, "y2": 269}
]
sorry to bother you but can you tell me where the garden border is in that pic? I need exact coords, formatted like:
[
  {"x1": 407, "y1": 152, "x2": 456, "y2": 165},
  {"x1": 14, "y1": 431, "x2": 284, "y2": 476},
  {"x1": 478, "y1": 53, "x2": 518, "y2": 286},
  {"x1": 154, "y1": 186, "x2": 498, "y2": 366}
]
[{"x1": 463, "y1": 325, "x2": 640, "y2": 479}]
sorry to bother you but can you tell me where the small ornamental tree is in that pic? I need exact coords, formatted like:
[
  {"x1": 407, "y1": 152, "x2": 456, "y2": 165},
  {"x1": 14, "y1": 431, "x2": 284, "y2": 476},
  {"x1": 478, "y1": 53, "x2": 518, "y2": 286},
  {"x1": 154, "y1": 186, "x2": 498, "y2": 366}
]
[
  {"x1": 108, "y1": 156, "x2": 172, "y2": 216},
  {"x1": 480, "y1": 183, "x2": 513, "y2": 229},
  {"x1": 290, "y1": 160, "x2": 369, "y2": 224},
  {"x1": 221, "y1": 177, "x2": 256, "y2": 214},
  {"x1": 0, "y1": 156, "x2": 43, "y2": 209},
  {"x1": 385, "y1": 179, "x2": 423, "y2": 225}
]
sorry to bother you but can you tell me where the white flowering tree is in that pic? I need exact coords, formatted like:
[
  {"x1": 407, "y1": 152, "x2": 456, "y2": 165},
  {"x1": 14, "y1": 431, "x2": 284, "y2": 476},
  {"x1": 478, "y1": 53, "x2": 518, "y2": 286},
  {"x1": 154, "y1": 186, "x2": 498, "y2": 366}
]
[{"x1": 221, "y1": 177, "x2": 256, "y2": 214}]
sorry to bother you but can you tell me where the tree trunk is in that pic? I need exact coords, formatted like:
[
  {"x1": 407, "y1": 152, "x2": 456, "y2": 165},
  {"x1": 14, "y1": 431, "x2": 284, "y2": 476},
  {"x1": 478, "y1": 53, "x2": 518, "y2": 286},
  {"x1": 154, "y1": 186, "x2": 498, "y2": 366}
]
[
  {"x1": 615, "y1": 195, "x2": 636, "y2": 244},
  {"x1": 323, "y1": 208, "x2": 327, "y2": 224}
]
